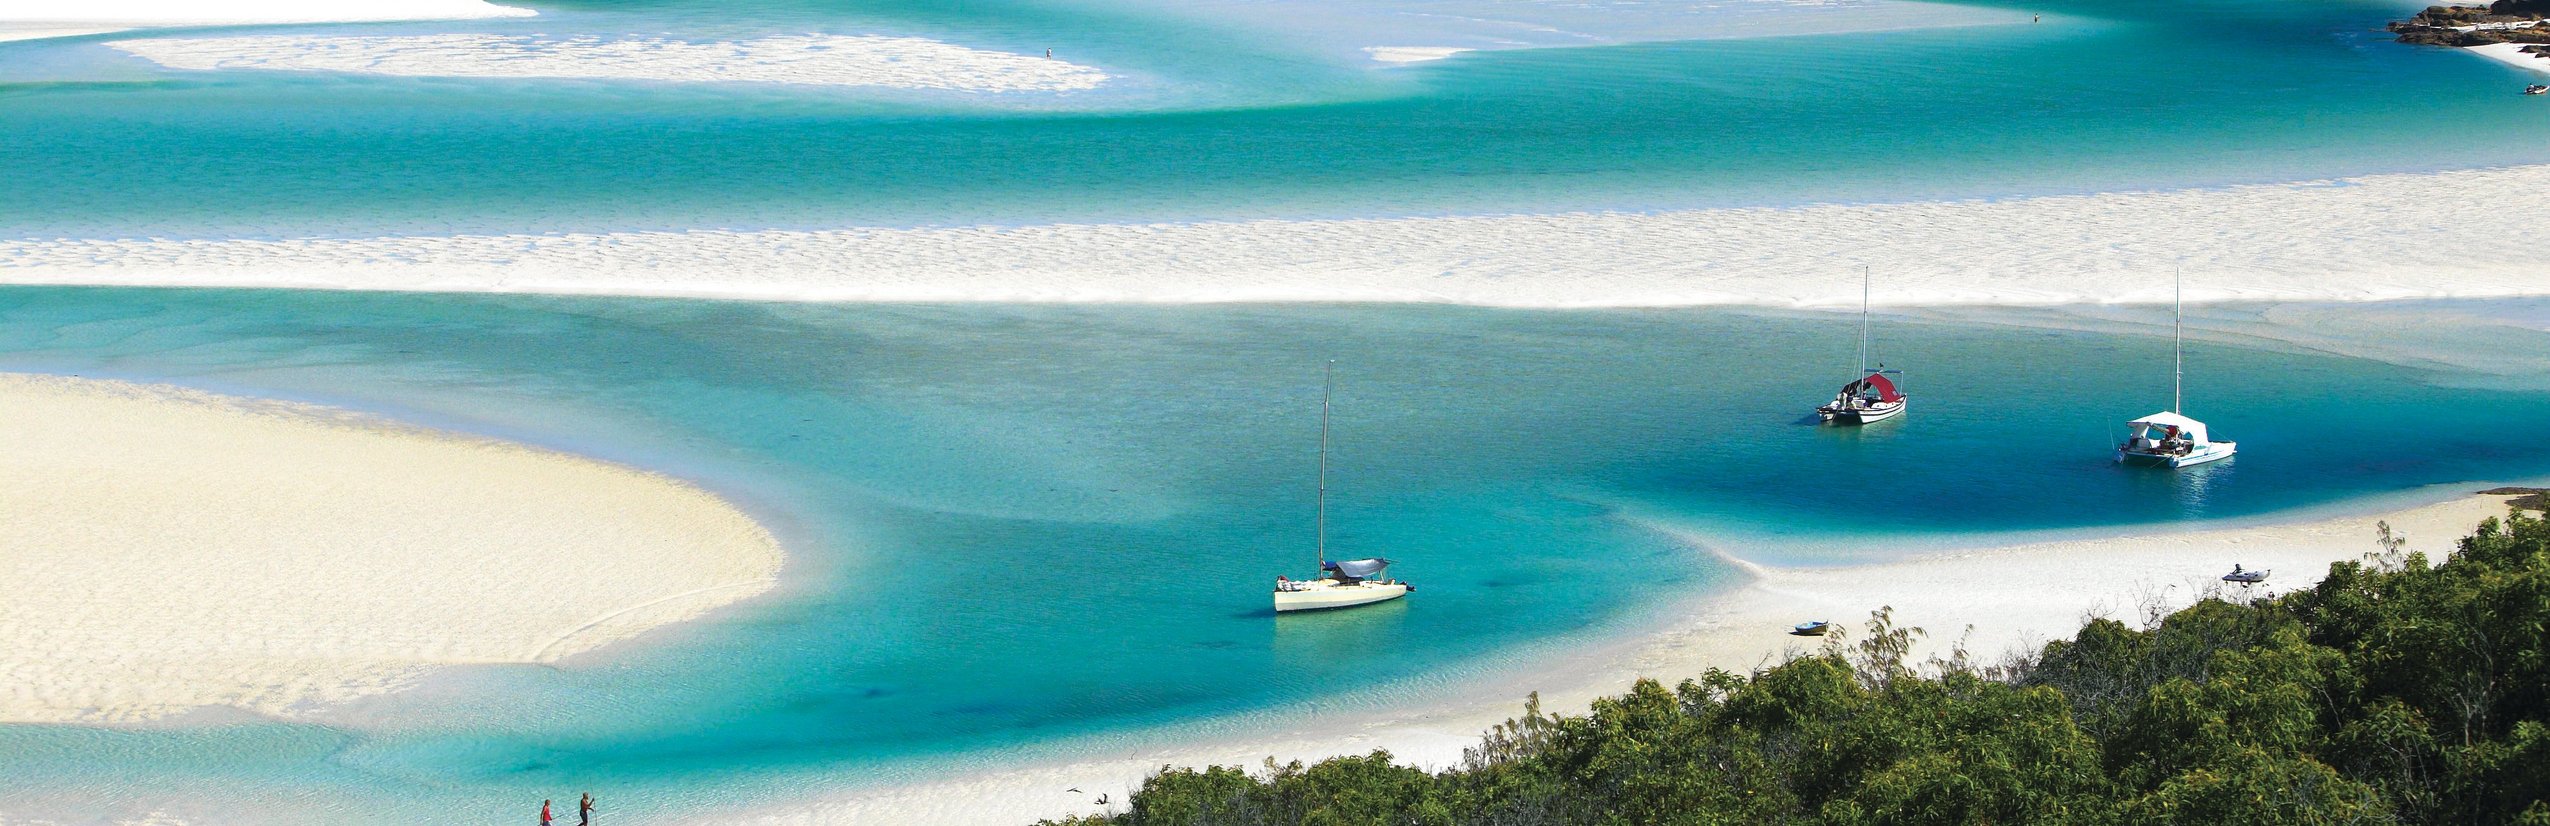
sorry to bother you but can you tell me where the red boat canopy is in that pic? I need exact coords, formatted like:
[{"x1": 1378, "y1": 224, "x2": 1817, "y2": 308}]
[
  {"x1": 1864, "y1": 373, "x2": 1901, "y2": 402},
  {"x1": 1841, "y1": 373, "x2": 1902, "y2": 403}
]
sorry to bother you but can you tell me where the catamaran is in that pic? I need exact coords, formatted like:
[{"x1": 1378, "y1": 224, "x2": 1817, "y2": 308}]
[
  {"x1": 1816, "y1": 267, "x2": 1906, "y2": 425},
  {"x1": 2117, "y1": 270, "x2": 2236, "y2": 468},
  {"x1": 1274, "y1": 362, "x2": 1414, "y2": 613}
]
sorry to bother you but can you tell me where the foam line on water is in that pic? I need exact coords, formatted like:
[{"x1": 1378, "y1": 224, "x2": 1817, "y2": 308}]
[
  {"x1": 9, "y1": 164, "x2": 2550, "y2": 306},
  {"x1": 106, "y1": 33, "x2": 1109, "y2": 92}
]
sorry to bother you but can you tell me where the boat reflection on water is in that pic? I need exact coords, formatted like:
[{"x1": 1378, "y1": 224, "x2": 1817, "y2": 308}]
[{"x1": 1273, "y1": 593, "x2": 1414, "y2": 663}]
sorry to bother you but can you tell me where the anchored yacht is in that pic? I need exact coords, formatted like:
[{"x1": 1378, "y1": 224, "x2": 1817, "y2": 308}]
[
  {"x1": 1816, "y1": 267, "x2": 1906, "y2": 425},
  {"x1": 1274, "y1": 362, "x2": 1413, "y2": 613},
  {"x1": 2117, "y1": 270, "x2": 2236, "y2": 468}
]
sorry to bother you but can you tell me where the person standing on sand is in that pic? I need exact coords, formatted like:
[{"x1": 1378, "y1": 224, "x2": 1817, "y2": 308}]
[
  {"x1": 540, "y1": 799, "x2": 554, "y2": 826},
  {"x1": 580, "y1": 793, "x2": 595, "y2": 826}
]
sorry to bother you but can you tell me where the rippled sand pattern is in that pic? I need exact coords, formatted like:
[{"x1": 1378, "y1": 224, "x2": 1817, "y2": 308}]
[
  {"x1": 9, "y1": 165, "x2": 2548, "y2": 306},
  {"x1": 0, "y1": 374, "x2": 784, "y2": 724},
  {"x1": 107, "y1": 33, "x2": 1109, "y2": 92}
]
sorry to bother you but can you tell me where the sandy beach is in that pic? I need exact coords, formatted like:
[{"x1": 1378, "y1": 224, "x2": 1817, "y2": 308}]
[
  {"x1": 718, "y1": 488, "x2": 2522, "y2": 825},
  {"x1": 0, "y1": 372, "x2": 783, "y2": 725},
  {"x1": 2467, "y1": 41, "x2": 2550, "y2": 75},
  {"x1": 10, "y1": 163, "x2": 2550, "y2": 308}
]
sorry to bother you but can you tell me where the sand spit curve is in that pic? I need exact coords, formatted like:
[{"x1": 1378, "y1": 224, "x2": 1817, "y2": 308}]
[{"x1": 0, "y1": 373, "x2": 783, "y2": 724}]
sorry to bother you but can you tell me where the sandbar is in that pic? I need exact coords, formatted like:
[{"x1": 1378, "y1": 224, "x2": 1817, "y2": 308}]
[
  {"x1": 11, "y1": 163, "x2": 2550, "y2": 308},
  {"x1": 0, "y1": 372, "x2": 782, "y2": 724},
  {"x1": 1364, "y1": 46, "x2": 1473, "y2": 64},
  {"x1": 106, "y1": 33, "x2": 1108, "y2": 92}
]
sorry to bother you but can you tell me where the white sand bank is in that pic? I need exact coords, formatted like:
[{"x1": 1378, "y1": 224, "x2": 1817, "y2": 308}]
[
  {"x1": 0, "y1": 0, "x2": 532, "y2": 44},
  {"x1": 0, "y1": 373, "x2": 782, "y2": 724},
  {"x1": 12, "y1": 163, "x2": 2550, "y2": 307},
  {"x1": 107, "y1": 33, "x2": 1108, "y2": 92},
  {"x1": 1364, "y1": 46, "x2": 1473, "y2": 64},
  {"x1": 722, "y1": 490, "x2": 2520, "y2": 825},
  {"x1": 2468, "y1": 41, "x2": 2550, "y2": 75}
]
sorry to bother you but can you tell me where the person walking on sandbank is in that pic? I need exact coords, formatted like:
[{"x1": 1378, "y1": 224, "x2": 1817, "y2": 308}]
[
  {"x1": 540, "y1": 799, "x2": 554, "y2": 826},
  {"x1": 580, "y1": 793, "x2": 595, "y2": 826}
]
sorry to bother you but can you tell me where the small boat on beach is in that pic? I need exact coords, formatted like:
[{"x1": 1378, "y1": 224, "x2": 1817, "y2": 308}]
[
  {"x1": 1274, "y1": 362, "x2": 1414, "y2": 613},
  {"x1": 2117, "y1": 270, "x2": 2236, "y2": 468},
  {"x1": 1790, "y1": 620, "x2": 1831, "y2": 636},
  {"x1": 2222, "y1": 564, "x2": 2269, "y2": 584},
  {"x1": 1815, "y1": 267, "x2": 1907, "y2": 425}
]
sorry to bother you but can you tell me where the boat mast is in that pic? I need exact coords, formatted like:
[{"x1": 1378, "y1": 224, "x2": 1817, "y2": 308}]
[
  {"x1": 1318, "y1": 360, "x2": 1332, "y2": 569},
  {"x1": 2173, "y1": 267, "x2": 2184, "y2": 414},
  {"x1": 1856, "y1": 265, "x2": 1871, "y2": 377}
]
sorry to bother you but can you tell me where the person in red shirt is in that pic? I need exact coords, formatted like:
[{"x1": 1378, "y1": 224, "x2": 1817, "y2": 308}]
[{"x1": 540, "y1": 800, "x2": 554, "y2": 826}]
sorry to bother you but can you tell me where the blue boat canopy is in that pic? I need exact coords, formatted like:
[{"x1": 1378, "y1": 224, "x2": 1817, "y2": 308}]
[{"x1": 1323, "y1": 558, "x2": 1392, "y2": 580}]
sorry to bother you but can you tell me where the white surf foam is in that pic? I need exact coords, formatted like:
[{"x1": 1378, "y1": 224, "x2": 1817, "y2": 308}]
[
  {"x1": 106, "y1": 33, "x2": 1109, "y2": 92},
  {"x1": 9, "y1": 164, "x2": 2550, "y2": 307}
]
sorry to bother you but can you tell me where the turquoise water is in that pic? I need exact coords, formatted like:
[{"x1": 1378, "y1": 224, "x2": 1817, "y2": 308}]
[
  {"x1": 5, "y1": 289, "x2": 2550, "y2": 821},
  {"x1": 3, "y1": 0, "x2": 2549, "y2": 237},
  {"x1": 9, "y1": 0, "x2": 2550, "y2": 818}
]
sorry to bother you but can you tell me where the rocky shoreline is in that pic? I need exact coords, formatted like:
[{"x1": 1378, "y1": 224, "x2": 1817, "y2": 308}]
[{"x1": 2389, "y1": 0, "x2": 2550, "y2": 50}]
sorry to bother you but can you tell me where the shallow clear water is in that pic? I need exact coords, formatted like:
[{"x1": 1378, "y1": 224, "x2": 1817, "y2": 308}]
[
  {"x1": 4, "y1": 289, "x2": 2550, "y2": 821},
  {"x1": 3, "y1": 0, "x2": 2548, "y2": 237},
  {"x1": 8, "y1": 0, "x2": 2550, "y2": 818}
]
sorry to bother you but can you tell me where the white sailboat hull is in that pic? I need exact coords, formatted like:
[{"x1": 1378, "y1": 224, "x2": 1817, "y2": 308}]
[
  {"x1": 1274, "y1": 580, "x2": 1410, "y2": 612},
  {"x1": 2118, "y1": 441, "x2": 2236, "y2": 468},
  {"x1": 1819, "y1": 398, "x2": 1905, "y2": 425}
]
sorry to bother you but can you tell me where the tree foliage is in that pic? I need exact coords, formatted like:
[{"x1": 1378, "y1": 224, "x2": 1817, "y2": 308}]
[{"x1": 1044, "y1": 510, "x2": 2550, "y2": 825}]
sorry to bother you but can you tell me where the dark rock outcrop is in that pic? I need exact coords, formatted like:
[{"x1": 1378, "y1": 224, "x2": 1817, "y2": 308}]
[{"x1": 2390, "y1": 0, "x2": 2550, "y2": 47}]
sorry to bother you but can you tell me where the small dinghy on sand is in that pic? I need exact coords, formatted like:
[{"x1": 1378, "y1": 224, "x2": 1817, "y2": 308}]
[
  {"x1": 1791, "y1": 620, "x2": 1832, "y2": 636},
  {"x1": 2221, "y1": 564, "x2": 2269, "y2": 584}
]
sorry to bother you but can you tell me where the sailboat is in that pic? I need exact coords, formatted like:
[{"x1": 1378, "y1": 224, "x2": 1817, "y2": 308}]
[
  {"x1": 1815, "y1": 267, "x2": 1907, "y2": 425},
  {"x1": 1274, "y1": 362, "x2": 1414, "y2": 613},
  {"x1": 2116, "y1": 270, "x2": 2236, "y2": 468}
]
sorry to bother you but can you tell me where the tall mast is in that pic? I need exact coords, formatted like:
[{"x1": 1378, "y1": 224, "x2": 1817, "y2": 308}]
[
  {"x1": 1856, "y1": 265, "x2": 1871, "y2": 376},
  {"x1": 2173, "y1": 267, "x2": 2184, "y2": 414},
  {"x1": 1318, "y1": 360, "x2": 1332, "y2": 568}
]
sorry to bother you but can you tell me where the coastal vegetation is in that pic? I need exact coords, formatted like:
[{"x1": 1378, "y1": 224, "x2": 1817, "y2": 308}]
[{"x1": 1046, "y1": 508, "x2": 2550, "y2": 825}]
